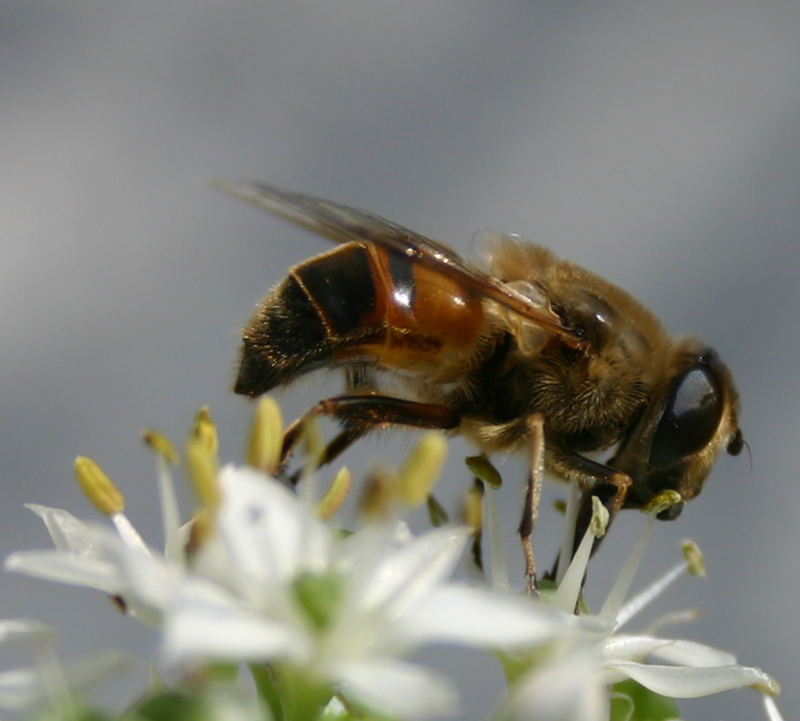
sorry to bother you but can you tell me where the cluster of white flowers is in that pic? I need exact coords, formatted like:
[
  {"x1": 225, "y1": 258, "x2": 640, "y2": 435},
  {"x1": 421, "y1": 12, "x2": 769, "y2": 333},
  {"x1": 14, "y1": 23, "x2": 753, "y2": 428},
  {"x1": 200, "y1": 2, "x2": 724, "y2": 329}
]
[{"x1": 2, "y1": 402, "x2": 783, "y2": 721}]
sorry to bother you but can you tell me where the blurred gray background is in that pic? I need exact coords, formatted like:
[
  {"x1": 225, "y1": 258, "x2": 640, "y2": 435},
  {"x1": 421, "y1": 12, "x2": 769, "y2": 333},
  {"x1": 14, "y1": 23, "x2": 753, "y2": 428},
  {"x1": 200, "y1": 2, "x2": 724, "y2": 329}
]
[{"x1": 1, "y1": 1, "x2": 798, "y2": 718}]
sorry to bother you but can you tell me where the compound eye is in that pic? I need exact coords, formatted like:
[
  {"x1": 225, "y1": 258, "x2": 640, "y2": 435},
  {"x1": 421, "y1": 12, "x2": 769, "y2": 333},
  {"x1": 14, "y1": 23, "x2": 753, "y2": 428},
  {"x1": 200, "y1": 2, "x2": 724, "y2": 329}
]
[{"x1": 650, "y1": 364, "x2": 724, "y2": 470}]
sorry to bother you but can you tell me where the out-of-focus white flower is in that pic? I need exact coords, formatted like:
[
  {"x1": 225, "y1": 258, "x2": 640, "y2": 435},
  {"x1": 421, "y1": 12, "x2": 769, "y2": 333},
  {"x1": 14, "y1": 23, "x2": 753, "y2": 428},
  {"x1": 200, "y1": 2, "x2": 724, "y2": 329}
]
[
  {"x1": 6, "y1": 439, "x2": 192, "y2": 628},
  {"x1": 5, "y1": 502, "x2": 184, "y2": 628},
  {"x1": 0, "y1": 618, "x2": 128, "y2": 716},
  {"x1": 161, "y1": 465, "x2": 566, "y2": 719},
  {"x1": 4, "y1": 442, "x2": 566, "y2": 720}
]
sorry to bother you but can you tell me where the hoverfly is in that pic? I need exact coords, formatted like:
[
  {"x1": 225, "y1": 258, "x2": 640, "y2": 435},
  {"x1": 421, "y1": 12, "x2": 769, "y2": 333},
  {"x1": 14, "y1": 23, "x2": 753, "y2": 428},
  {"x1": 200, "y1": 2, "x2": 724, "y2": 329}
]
[{"x1": 220, "y1": 181, "x2": 743, "y2": 587}]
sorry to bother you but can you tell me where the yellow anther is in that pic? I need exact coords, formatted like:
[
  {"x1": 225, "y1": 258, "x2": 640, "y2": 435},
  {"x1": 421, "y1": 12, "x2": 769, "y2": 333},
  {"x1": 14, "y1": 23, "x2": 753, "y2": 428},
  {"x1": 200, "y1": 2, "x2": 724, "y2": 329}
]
[
  {"x1": 141, "y1": 429, "x2": 179, "y2": 465},
  {"x1": 186, "y1": 508, "x2": 215, "y2": 554},
  {"x1": 397, "y1": 433, "x2": 447, "y2": 507},
  {"x1": 427, "y1": 494, "x2": 449, "y2": 527},
  {"x1": 359, "y1": 469, "x2": 396, "y2": 520},
  {"x1": 589, "y1": 496, "x2": 609, "y2": 538},
  {"x1": 753, "y1": 679, "x2": 781, "y2": 696},
  {"x1": 185, "y1": 406, "x2": 220, "y2": 510},
  {"x1": 316, "y1": 467, "x2": 352, "y2": 521},
  {"x1": 247, "y1": 396, "x2": 283, "y2": 474},
  {"x1": 191, "y1": 406, "x2": 218, "y2": 455},
  {"x1": 74, "y1": 456, "x2": 125, "y2": 515},
  {"x1": 186, "y1": 436, "x2": 220, "y2": 512},
  {"x1": 462, "y1": 481, "x2": 483, "y2": 533},
  {"x1": 644, "y1": 489, "x2": 682, "y2": 516},
  {"x1": 465, "y1": 455, "x2": 503, "y2": 488},
  {"x1": 681, "y1": 539, "x2": 707, "y2": 578},
  {"x1": 301, "y1": 418, "x2": 325, "y2": 466}
]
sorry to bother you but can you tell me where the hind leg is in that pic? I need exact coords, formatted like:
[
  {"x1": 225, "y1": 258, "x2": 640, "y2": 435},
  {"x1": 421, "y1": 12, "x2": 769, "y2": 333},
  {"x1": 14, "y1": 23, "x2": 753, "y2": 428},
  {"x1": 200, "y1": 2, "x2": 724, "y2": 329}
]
[{"x1": 279, "y1": 394, "x2": 461, "y2": 473}]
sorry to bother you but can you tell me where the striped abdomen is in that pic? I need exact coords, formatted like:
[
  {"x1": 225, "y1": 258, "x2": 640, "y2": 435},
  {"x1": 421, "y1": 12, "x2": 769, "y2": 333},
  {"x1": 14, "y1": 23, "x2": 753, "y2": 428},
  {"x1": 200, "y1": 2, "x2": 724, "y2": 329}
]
[{"x1": 234, "y1": 241, "x2": 487, "y2": 397}]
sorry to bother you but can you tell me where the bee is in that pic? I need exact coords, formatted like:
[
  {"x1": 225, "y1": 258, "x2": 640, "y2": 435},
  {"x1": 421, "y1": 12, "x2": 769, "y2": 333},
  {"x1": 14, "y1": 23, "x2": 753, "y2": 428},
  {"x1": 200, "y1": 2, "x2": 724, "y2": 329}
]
[{"x1": 220, "y1": 181, "x2": 743, "y2": 585}]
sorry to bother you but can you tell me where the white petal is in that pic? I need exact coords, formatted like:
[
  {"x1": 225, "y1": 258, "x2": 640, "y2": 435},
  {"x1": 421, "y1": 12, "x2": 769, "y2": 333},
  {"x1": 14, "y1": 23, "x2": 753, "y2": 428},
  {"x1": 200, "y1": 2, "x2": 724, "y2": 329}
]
[
  {"x1": 216, "y1": 466, "x2": 331, "y2": 586},
  {"x1": 603, "y1": 634, "x2": 669, "y2": 661},
  {"x1": 402, "y1": 585, "x2": 566, "y2": 649},
  {"x1": 603, "y1": 635, "x2": 736, "y2": 667},
  {"x1": 0, "y1": 651, "x2": 129, "y2": 711},
  {"x1": 163, "y1": 584, "x2": 309, "y2": 665},
  {"x1": 499, "y1": 652, "x2": 606, "y2": 721},
  {"x1": 111, "y1": 543, "x2": 182, "y2": 615},
  {"x1": 5, "y1": 550, "x2": 122, "y2": 594},
  {"x1": 647, "y1": 639, "x2": 736, "y2": 667},
  {"x1": 0, "y1": 619, "x2": 55, "y2": 645},
  {"x1": 607, "y1": 661, "x2": 780, "y2": 698},
  {"x1": 358, "y1": 526, "x2": 470, "y2": 615},
  {"x1": 62, "y1": 650, "x2": 131, "y2": 693},
  {"x1": 0, "y1": 668, "x2": 41, "y2": 710},
  {"x1": 24, "y1": 504, "x2": 95, "y2": 553},
  {"x1": 336, "y1": 657, "x2": 458, "y2": 719}
]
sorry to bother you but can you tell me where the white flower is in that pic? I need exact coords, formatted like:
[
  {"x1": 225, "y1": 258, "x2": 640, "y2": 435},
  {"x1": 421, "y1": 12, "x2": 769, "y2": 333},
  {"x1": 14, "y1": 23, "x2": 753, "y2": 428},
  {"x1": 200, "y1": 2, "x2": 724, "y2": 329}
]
[
  {"x1": 6, "y1": 447, "x2": 193, "y2": 628},
  {"x1": 4, "y1": 409, "x2": 783, "y2": 721},
  {"x1": 5, "y1": 455, "x2": 567, "y2": 720},
  {"x1": 161, "y1": 465, "x2": 566, "y2": 719},
  {"x1": 0, "y1": 618, "x2": 128, "y2": 715},
  {"x1": 6, "y1": 504, "x2": 184, "y2": 628},
  {"x1": 490, "y1": 489, "x2": 780, "y2": 721}
]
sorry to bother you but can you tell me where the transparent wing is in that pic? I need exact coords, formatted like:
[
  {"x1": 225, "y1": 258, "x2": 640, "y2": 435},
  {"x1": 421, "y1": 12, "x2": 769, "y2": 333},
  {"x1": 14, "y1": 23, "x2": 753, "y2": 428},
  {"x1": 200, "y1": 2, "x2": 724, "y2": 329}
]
[{"x1": 215, "y1": 180, "x2": 582, "y2": 346}]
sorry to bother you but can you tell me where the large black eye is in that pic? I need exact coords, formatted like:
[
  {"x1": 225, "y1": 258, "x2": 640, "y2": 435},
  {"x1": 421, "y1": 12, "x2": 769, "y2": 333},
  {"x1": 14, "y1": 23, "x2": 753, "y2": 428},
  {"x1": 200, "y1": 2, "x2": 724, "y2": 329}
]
[{"x1": 650, "y1": 363, "x2": 724, "y2": 469}]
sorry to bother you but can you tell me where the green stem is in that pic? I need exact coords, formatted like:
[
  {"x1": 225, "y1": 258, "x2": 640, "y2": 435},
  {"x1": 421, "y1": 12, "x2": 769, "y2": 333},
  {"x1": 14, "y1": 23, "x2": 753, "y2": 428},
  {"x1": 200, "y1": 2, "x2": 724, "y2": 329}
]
[{"x1": 251, "y1": 663, "x2": 333, "y2": 721}]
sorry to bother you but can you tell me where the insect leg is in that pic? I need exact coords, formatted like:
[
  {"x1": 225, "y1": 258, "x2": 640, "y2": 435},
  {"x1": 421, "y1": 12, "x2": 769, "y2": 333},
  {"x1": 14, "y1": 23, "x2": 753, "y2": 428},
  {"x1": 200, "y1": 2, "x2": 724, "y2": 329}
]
[
  {"x1": 279, "y1": 394, "x2": 461, "y2": 472},
  {"x1": 518, "y1": 414, "x2": 545, "y2": 593},
  {"x1": 573, "y1": 471, "x2": 632, "y2": 556},
  {"x1": 546, "y1": 447, "x2": 632, "y2": 580}
]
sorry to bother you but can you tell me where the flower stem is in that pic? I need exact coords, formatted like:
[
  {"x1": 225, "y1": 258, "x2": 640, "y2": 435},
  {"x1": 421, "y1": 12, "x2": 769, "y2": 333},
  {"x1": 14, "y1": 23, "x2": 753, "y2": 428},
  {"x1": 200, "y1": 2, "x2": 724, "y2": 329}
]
[{"x1": 252, "y1": 664, "x2": 333, "y2": 721}]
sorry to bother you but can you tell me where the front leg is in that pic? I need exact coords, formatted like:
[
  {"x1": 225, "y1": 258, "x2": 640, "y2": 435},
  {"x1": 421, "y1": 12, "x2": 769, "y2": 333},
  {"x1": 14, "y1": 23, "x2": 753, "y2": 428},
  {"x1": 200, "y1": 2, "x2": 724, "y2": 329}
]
[{"x1": 547, "y1": 443, "x2": 632, "y2": 568}]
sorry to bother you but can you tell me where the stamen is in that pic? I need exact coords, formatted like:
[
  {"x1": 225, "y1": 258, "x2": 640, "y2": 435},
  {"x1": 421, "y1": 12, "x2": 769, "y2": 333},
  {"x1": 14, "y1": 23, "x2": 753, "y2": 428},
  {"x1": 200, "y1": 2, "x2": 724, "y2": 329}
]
[
  {"x1": 643, "y1": 608, "x2": 700, "y2": 636},
  {"x1": 615, "y1": 539, "x2": 706, "y2": 628},
  {"x1": 600, "y1": 513, "x2": 656, "y2": 622},
  {"x1": 465, "y1": 455, "x2": 503, "y2": 488},
  {"x1": 397, "y1": 433, "x2": 447, "y2": 508},
  {"x1": 74, "y1": 456, "x2": 124, "y2": 516},
  {"x1": 555, "y1": 481, "x2": 580, "y2": 585},
  {"x1": 763, "y1": 694, "x2": 785, "y2": 721},
  {"x1": 589, "y1": 497, "x2": 610, "y2": 537},
  {"x1": 553, "y1": 497, "x2": 607, "y2": 612},
  {"x1": 141, "y1": 429, "x2": 179, "y2": 466},
  {"x1": 643, "y1": 489, "x2": 682, "y2": 516},
  {"x1": 615, "y1": 561, "x2": 686, "y2": 630},
  {"x1": 110, "y1": 513, "x2": 149, "y2": 554},
  {"x1": 315, "y1": 467, "x2": 352, "y2": 521},
  {"x1": 192, "y1": 406, "x2": 218, "y2": 455},
  {"x1": 484, "y1": 486, "x2": 510, "y2": 591},
  {"x1": 681, "y1": 540, "x2": 706, "y2": 578},
  {"x1": 143, "y1": 430, "x2": 183, "y2": 563},
  {"x1": 186, "y1": 408, "x2": 221, "y2": 512},
  {"x1": 247, "y1": 396, "x2": 283, "y2": 474},
  {"x1": 463, "y1": 481, "x2": 483, "y2": 533},
  {"x1": 426, "y1": 494, "x2": 449, "y2": 527},
  {"x1": 358, "y1": 469, "x2": 396, "y2": 521}
]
